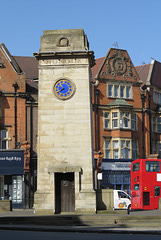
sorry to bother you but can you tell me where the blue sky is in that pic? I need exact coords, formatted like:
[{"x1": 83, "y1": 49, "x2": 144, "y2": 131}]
[{"x1": 1, "y1": 0, "x2": 161, "y2": 66}]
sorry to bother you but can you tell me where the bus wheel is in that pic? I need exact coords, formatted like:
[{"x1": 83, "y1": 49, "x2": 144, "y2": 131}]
[{"x1": 127, "y1": 204, "x2": 131, "y2": 215}]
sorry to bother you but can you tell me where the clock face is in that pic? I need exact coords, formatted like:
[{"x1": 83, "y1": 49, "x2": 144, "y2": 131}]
[{"x1": 54, "y1": 79, "x2": 75, "y2": 100}]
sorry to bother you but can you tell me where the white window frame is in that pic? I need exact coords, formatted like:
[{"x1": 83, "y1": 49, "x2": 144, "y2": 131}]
[
  {"x1": 104, "y1": 138, "x2": 138, "y2": 159},
  {"x1": 120, "y1": 86, "x2": 125, "y2": 98},
  {"x1": 126, "y1": 86, "x2": 131, "y2": 99},
  {"x1": 132, "y1": 140, "x2": 137, "y2": 159},
  {"x1": 104, "y1": 112, "x2": 110, "y2": 129},
  {"x1": 153, "y1": 116, "x2": 161, "y2": 133},
  {"x1": 114, "y1": 85, "x2": 119, "y2": 97},
  {"x1": 107, "y1": 83, "x2": 132, "y2": 99},
  {"x1": 153, "y1": 89, "x2": 161, "y2": 105},
  {"x1": 107, "y1": 111, "x2": 137, "y2": 130},
  {"x1": 112, "y1": 112, "x2": 118, "y2": 129},
  {"x1": 104, "y1": 139, "x2": 111, "y2": 158},
  {"x1": 113, "y1": 140, "x2": 119, "y2": 159},
  {"x1": 1, "y1": 130, "x2": 8, "y2": 149},
  {"x1": 131, "y1": 114, "x2": 137, "y2": 130},
  {"x1": 120, "y1": 112, "x2": 130, "y2": 129},
  {"x1": 108, "y1": 85, "x2": 113, "y2": 97},
  {"x1": 121, "y1": 139, "x2": 130, "y2": 159}
]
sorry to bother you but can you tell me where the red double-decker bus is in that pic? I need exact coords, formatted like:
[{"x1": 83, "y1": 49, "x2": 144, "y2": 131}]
[{"x1": 131, "y1": 159, "x2": 161, "y2": 210}]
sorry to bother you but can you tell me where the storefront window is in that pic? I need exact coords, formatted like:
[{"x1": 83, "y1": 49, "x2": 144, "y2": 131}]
[
  {"x1": 4, "y1": 175, "x2": 12, "y2": 199},
  {"x1": 12, "y1": 176, "x2": 23, "y2": 203},
  {"x1": 101, "y1": 170, "x2": 130, "y2": 194}
]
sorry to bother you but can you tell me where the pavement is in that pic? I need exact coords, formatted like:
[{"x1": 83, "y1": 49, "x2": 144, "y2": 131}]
[{"x1": 0, "y1": 209, "x2": 161, "y2": 235}]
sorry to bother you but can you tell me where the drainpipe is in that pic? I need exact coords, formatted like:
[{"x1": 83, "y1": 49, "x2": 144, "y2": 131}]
[
  {"x1": 95, "y1": 89, "x2": 100, "y2": 151},
  {"x1": 12, "y1": 82, "x2": 19, "y2": 149},
  {"x1": 141, "y1": 94, "x2": 145, "y2": 158},
  {"x1": 29, "y1": 102, "x2": 33, "y2": 208},
  {"x1": 148, "y1": 92, "x2": 152, "y2": 154}
]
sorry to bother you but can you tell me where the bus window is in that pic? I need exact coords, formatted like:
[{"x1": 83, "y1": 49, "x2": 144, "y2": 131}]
[
  {"x1": 132, "y1": 162, "x2": 140, "y2": 172},
  {"x1": 134, "y1": 184, "x2": 139, "y2": 190},
  {"x1": 155, "y1": 186, "x2": 160, "y2": 196},
  {"x1": 146, "y1": 161, "x2": 160, "y2": 172}
]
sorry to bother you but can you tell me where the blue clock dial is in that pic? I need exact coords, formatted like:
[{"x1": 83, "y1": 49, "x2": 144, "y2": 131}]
[{"x1": 54, "y1": 79, "x2": 75, "y2": 100}]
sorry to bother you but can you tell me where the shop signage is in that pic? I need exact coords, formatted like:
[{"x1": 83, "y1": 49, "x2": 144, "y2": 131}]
[
  {"x1": 0, "y1": 150, "x2": 24, "y2": 174},
  {"x1": 102, "y1": 161, "x2": 131, "y2": 171}
]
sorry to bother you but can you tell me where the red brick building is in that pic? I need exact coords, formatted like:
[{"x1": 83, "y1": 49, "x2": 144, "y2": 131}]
[
  {"x1": 92, "y1": 48, "x2": 161, "y2": 192},
  {"x1": 0, "y1": 44, "x2": 38, "y2": 208}
]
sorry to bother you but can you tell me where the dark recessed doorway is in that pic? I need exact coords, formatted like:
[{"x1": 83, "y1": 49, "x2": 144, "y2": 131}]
[{"x1": 55, "y1": 172, "x2": 75, "y2": 213}]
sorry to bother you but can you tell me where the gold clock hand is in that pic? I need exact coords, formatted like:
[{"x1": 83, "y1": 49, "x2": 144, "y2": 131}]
[{"x1": 57, "y1": 87, "x2": 65, "y2": 93}]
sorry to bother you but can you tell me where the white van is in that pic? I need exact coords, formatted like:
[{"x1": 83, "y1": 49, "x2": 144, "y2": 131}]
[{"x1": 113, "y1": 190, "x2": 131, "y2": 210}]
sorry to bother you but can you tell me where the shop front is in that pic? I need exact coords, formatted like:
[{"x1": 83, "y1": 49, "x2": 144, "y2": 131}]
[
  {"x1": 0, "y1": 150, "x2": 24, "y2": 209},
  {"x1": 100, "y1": 159, "x2": 133, "y2": 195}
]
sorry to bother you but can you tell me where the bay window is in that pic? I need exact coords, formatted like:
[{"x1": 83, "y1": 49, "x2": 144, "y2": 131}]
[
  {"x1": 113, "y1": 140, "x2": 119, "y2": 159},
  {"x1": 121, "y1": 140, "x2": 130, "y2": 158},
  {"x1": 104, "y1": 111, "x2": 137, "y2": 130},
  {"x1": 104, "y1": 138, "x2": 138, "y2": 159},
  {"x1": 120, "y1": 112, "x2": 130, "y2": 128},
  {"x1": 112, "y1": 112, "x2": 118, "y2": 128}
]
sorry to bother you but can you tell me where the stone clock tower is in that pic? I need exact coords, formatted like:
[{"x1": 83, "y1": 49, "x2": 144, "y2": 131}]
[{"x1": 34, "y1": 29, "x2": 96, "y2": 213}]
